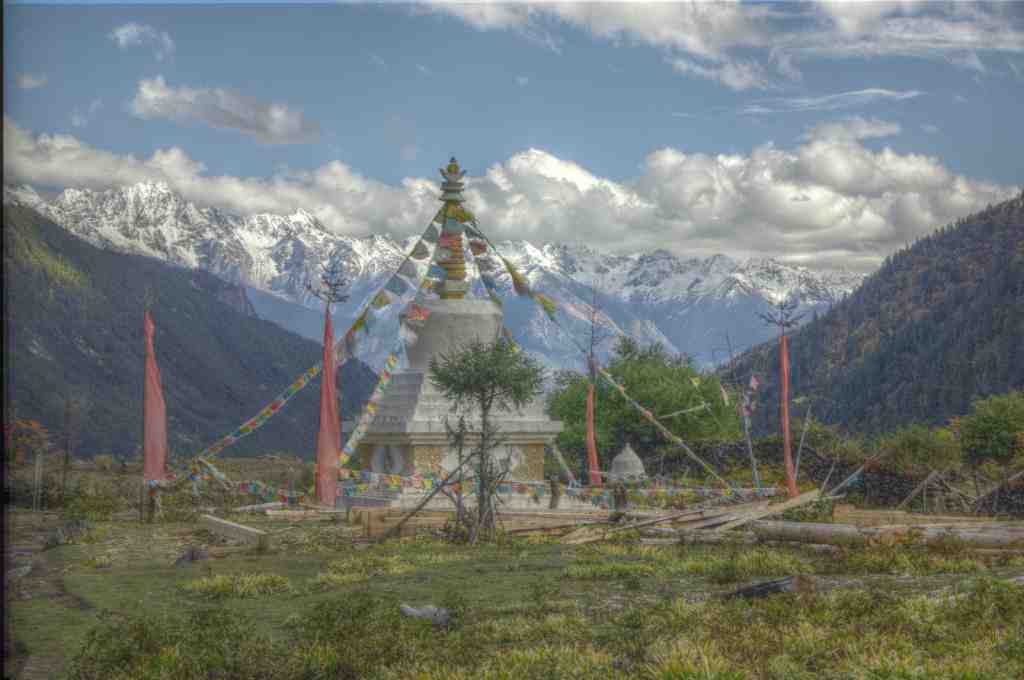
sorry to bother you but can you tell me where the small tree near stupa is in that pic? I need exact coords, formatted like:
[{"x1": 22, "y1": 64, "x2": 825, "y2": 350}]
[{"x1": 430, "y1": 338, "x2": 545, "y2": 543}]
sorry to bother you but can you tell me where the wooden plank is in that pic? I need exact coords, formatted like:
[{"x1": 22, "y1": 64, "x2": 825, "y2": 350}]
[
  {"x1": 264, "y1": 510, "x2": 334, "y2": 521},
  {"x1": 199, "y1": 514, "x2": 269, "y2": 551},
  {"x1": 234, "y1": 502, "x2": 285, "y2": 513},
  {"x1": 713, "y1": 489, "x2": 820, "y2": 532}
]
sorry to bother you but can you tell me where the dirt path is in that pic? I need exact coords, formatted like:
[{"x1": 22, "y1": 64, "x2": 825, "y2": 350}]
[{"x1": 5, "y1": 512, "x2": 96, "y2": 680}]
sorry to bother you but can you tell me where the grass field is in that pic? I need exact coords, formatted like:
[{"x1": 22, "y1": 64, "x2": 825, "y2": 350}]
[{"x1": 6, "y1": 502, "x2": 1024, "y2": 680}]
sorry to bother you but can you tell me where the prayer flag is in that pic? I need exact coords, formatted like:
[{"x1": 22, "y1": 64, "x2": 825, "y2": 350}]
[
  {"x1": 143, "y1": 311, "x2": 169, "y2": 482},
  {"x1": 385, "y1": 277, "x2": 409, "y2": 296},
  {"x1": 410, "y1": 241, "x2": 430, "y2": 260}
]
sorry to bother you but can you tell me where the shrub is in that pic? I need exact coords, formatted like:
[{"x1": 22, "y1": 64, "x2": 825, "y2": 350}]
[
  {"x1": 63, "y1": 477, "x2": 122, "y2": 520},
  {"x1": 959, "y1": 391, "x2": 1024, "y2": 469},
  {"x1": 874, "y1": 424, "x2": 961, "y2": 475},
  {"x1": 67, "y1": 606, "x2": 280, "y2": 680},
  {"x1": 93, "y1": 454, "x2": 114, "y2": 472}
]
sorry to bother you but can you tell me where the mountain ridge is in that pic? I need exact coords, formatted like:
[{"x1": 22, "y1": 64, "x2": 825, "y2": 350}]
[
  {"x1": 727, "y1": 190, "x2": 1024, "y2": 435},
  {"x1": 3, "y1": 202, "x2": 376, "y2": 458},
  {"x1": 4, "y1": 181, "x2": 865, "y2": 368}
]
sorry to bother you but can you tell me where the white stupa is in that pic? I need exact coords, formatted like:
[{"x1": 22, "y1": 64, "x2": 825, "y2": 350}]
[{"x1": 342, "y1": 158, "x2": 563, "y2": 486}]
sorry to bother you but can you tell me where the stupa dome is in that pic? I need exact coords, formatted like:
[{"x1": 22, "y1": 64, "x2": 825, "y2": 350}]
[{"x1": 609, "y1": 443, "x2": 646, "y2": 482}]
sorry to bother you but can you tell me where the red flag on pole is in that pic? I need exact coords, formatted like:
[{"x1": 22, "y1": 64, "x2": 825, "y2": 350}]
[
  {"x1": 315, "y1": 309, "x2": 340, "y2": 507},
  {"x1": 586, "y1": 379, "x2": 602, "y2": 487},
  {"x1": 143, "y1": 311, "x2": 169, "y2": 482},
  {"x1": 780, "y1": 334, "x2": 798, "y2": 498}
]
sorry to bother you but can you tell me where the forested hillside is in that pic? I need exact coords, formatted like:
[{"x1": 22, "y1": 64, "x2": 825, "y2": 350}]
[
  {"x1": 730, "y1": 190, "x2": 1024, "y2": 435},
  {"x1": 3, "y1": 204, "x2": 375, "y2": 458}
]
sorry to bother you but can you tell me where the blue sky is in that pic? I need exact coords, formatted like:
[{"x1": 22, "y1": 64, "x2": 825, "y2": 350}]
[{"x1": 4, "y1": 1, "x2": 1023, "y2": 271}]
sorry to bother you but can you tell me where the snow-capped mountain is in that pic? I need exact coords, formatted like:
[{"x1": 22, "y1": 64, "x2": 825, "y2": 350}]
[{"x1": 4, "y1": 182, "x2": 864, "y2": 369}]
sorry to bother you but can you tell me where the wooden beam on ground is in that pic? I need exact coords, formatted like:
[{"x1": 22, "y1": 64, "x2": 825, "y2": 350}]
[
  {"x1": 234, "y1": 502, "x2": 285, "y2": 513},
  {"x1": 560, "y1": 502, "x2": 768, "y2": 545},
  {"x1": 264, "y1": 510, "x2": 334, "y2": 521},
  {"x1": 199, "y1": 514, "x2": 269, "y2": 551},
  {"x1": 747, "y1": 520, "x2": 1024, "y2": 549},
  {"x1": 712, "y1": 489, "x2": 820, "y2": 532}
]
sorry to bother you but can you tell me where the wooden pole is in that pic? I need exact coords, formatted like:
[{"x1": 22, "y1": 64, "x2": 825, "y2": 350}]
[
  {"x1": 33, "y1": 451, "x2": 43, "y2": 512},
  {"x1": 794, "y1": 403, "x2": 812, "y2": 481},
  {"x1": 742, "y1": 406, "x2": 761, "y2": 490},
  {"x1": 585, "y1": 376, "x2": 602, "y2": 487}
]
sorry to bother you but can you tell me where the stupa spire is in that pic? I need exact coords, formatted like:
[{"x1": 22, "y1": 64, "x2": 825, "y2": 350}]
[{"x1": 437, "y1": 156, "x2": 474, "y2": 300}]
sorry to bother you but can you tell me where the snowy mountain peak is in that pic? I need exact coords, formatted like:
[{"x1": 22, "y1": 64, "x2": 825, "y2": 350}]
[{"x1": 4, "y1": 180, "x2": 865, "y2": 367}]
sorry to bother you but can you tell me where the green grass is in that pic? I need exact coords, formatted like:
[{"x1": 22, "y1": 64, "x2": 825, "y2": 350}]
[
  {"x1": 7, "y1": 511, "x2": 1024, "y2": 680},
  {"x1": 178, "y1": 572, "x2": 293, "y2": 598}
]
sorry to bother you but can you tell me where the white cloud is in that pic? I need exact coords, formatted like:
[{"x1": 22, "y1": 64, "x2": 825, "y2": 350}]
[
  {"x1": 129, "y1": 76, "x2": 319, "y2": 144},
  {"x1": 16, "y1": 73, "x2": 47, "y2": 90},
  {"x1": 70, "y1": 99, "x2": 103, "y2": 129},
  {"x1": 803, "y1": 117, "x2": 902, "y2": 142},
  {"x1": 428, "y1": 1, "x2": 1024, "y2": 90},
  {"x1": 369, "y1": 53, "x2": 386, "y2": 67},
  {"x1": 670, "y1": 57, "x2": 770, "y2": 91},
  {"x1": 109, "y1": 23, "x2": 175, "y2": 61},
  {"x1": 742, "y1": 88, "x2": 924, "y2": 115},
  {"x1": 516, "y1": 75, "x2": 529, "y2": 87},
  {"x1": 949, "y1": 51, "x2": 987, "y2": 73},
  {"x1": 5, "y1": 117, "x2": 1016, "y2": 273},
  {"x1": 922, "y1": 123, "x2": 940, "y2": 134}
]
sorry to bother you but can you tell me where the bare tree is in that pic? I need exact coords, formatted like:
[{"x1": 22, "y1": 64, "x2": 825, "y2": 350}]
[
  {"x1": 306, "y1": 259, "x2": 350, "y2": 310},
  {"x1": 717, "y1": 330, "x2": 761, "y2": 490}
]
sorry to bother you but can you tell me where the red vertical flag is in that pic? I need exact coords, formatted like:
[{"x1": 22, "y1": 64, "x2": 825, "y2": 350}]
[
  {"x1": 585, "y1": 377, "x2": 602, "y2": 487},
  {"x1": 143, "y1": 311, "x2": 169, "y2": 482},
  {"x1": 780, "y1": 334, "x2": 798, "y2": 498},
  {"x1": 315, "y1": 309, "x2": 340, "y2": 507}
]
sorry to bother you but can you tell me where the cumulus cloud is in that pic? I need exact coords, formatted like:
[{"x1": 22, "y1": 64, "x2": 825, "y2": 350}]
[
  {"x1": 109, "y1": 23, "x2": 175, "y2": 61},
  {"x1": 4, "y1": 117, "x2": 1016, "y2": 273},
  {"x1": 70, "y1": 99, "x2": 103, "y2": 129},
  {"x1": 742, "y1": 88, "x2": 923, "y2": 115},
  {"x1": 129, "y1": 76, "x2": 319, "y2": 144},
  {"x1": 16, "y1": 73, "x2": 47, "y2": 90},
  {"x1": 428, "y1": 1, "x2": 1024, "y2": 89},
  {"x1": 803, "y1": 117, "x2": 902, "y2": 142}
]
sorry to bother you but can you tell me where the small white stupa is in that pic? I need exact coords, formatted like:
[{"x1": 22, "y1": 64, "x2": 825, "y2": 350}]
[{"x1": 608, "y1": 443, "x2": 646, "y2": 483}]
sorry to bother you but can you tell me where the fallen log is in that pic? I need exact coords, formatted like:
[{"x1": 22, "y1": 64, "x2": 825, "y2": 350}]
[
  {"x1": 724, "y1": 575, "x2": 819, "y2": 600},
  {"x1": 747, "y1": 520, "x2": 1024, "y2": 549}
]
